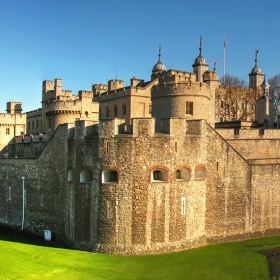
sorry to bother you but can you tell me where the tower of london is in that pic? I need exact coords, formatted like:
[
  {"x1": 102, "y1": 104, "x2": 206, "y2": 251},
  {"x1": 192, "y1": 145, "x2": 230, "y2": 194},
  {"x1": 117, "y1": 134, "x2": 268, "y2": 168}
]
[{"x1": 0, "y1": 38, "x2": 279, "y2": 255}]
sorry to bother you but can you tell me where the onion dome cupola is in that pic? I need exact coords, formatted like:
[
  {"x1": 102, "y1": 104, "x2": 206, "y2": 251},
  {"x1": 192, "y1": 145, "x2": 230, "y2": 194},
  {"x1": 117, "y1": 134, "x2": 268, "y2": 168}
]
[
  {"x1": 192, "y1": 35, "x2": 208, "y2": 82},
  {"x1": 249, "y1": 49, "x2": 264, "y2": 88},
  {"x1": 152, "y1": 43, "x2": 166, "y2": 74}
]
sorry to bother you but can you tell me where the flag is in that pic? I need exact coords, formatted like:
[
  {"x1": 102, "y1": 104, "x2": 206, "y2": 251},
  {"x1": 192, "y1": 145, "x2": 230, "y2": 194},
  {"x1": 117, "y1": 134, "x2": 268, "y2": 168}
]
[{"x1": 224, "y1": 36, "x2": 226, "y2": 47}]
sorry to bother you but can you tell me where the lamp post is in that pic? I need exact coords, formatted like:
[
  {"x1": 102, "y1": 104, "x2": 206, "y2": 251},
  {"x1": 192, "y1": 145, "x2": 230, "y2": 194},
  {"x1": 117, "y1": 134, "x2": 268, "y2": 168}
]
[{"x1": 21, "y1": 176, "x2": 25, "y2": 231}]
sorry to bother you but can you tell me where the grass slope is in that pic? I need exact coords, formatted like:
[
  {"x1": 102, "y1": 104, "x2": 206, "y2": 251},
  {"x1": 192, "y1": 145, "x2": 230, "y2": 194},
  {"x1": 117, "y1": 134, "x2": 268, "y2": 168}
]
[{"x1": 1, "y1": 234, "x2": 280, "y2": 279}]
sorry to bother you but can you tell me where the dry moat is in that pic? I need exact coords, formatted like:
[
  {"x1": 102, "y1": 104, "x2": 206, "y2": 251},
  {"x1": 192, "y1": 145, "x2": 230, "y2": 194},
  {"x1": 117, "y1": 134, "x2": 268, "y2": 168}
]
[{"x1": 0, "y1": 225, "x2": 279, "y2": 279}]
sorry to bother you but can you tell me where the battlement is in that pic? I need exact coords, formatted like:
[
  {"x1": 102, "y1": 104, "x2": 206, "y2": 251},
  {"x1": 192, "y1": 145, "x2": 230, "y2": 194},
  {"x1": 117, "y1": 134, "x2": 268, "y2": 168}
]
[
  {"x1": 92, "y1": 84, "x2": 108, "y2": 96},
  {"x1": 152, "y1": 79, "x2": 211, "y2": 99},
  {"x1": 108, "y1": 79, "x2": 124, "y2": 91},
  {"x1": 203, "y1": 70, "x2": 219, "y2": 82},
  {"x1": 42, "y1": 79, "x2": 74, "y2": 102},
  {"x1": 152, "y1": 69, "x2": 197, "y2": 84},
  {"x1": 6, "y1": 102, "x2": 23, "y2": 113},
  {"x1": 42, "y1": 80, "x2": 54, "y2": 92},
  {"x1": 0, "y1": 113, "x2": 26, "y2": 124},
  {"x1": 26, "y1": 108, "x2": 42, "y2": 117},
  {"x1": 216, "y1": 127, "x2": 280, "y2": 139},
  {"x1": 78, "y1": 90, "x2": 93, "y2": 99},
  {"x1": 44, "y1": 99, "x2": 83, "y2": 112}
]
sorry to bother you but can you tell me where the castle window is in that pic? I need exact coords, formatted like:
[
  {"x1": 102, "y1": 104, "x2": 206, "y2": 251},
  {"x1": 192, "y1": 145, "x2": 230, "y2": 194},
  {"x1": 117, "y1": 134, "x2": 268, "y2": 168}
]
[
  {"x1": 114, "y1": 105, "x2": 118, "y2": 116},
  {"x1": 220, "y1": 101, "x2": 224, "y2": 108},
  {"x1": 80, "y1": 169, "x2": 92, "y2": 183},
  {"x1": 151, "y1": 168, "x2": 168, "y2": 182},
  {"x1": 102, "y1": 169, "x2": 119, "y2": 184},
  {"x1": 105, "y1": 106, "x2": 109, "y2": 117},
  {"x1": 175, "y1": 167, "x2": 190, "y2": 181},
  {"x1": 149, "y1": 104, "x2": 152, "y2": 114},
  {"x1": 67, "y1": 168, "x2": 74, "y2": 182},
  {"x1": 85, "y1": 111, "x2": 88, "y2": 117},
  {"x1": 175, "y1": 141, "x2": 178, "y2": 152},
  {"x1": 234, "y1": 128, "x2": 239, "y2": 135},
  {"x1": 195, "y1": 166, "x2": 206, "y2": 180},
  {"x1": 242, "y1": 103, "x2": 245, "y2": 110},
  {"x1": 122, "y1": 103, "x2": 126, "y2": 115},
  {"x1": 220, "y1": 117, "x2": 224, "y2": 122},
  {"x1": 181, "y1": 197, "x2": 186, "y2": 215},
  {"x1": 251, "y1": 103, "x2": 255, "y2": 110},
  {"x1": 186, "y1": 102, "x2": 193, "y2": 115},
  {"x1": 6, "y1": 128, "x2": 10, "y2": 135}
]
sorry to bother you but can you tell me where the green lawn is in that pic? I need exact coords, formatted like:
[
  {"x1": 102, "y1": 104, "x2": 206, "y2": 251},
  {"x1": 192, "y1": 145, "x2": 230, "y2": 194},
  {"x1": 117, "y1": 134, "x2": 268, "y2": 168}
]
[{"x1": 1, "y1": 235, "x2": 279, "y2": 279}]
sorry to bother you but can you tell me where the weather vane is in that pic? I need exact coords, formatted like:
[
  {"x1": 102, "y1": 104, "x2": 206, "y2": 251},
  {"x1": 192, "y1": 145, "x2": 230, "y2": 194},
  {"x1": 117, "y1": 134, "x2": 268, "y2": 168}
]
[
  {"x1": 254, "y1": 49, "x2": 259, "y2": 65},
  {"x1": 158, "y1": 43, "x2": 162, "y2": 60},
  {"x1": 198, "y1": 35, "x2": 203, "y2": 54}
]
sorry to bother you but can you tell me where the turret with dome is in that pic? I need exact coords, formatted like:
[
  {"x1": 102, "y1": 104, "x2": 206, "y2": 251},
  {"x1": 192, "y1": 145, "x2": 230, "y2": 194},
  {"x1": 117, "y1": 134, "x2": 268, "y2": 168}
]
[
  {"x1": 192, "y1": 35, "x2": 209, "y2": 82},
  {"x1": 249, "y1": 49, "x2": 263, "y2": 88},
  {"x1": 152, "y1": 43, "x2": 166, "y2": 74}
]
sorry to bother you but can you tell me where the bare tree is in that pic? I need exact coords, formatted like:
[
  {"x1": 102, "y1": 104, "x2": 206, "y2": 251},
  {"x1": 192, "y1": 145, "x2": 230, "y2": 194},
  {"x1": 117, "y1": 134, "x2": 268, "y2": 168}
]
[
  {"x1": 220, "y1": 73, "x2": 247, "y2": 87},
  {"x1": 216, "y1": 74, "x2": 261, "y2": 122},
  {"x1": 268, "y1": 74, "x2": 280, "y2": 119}
]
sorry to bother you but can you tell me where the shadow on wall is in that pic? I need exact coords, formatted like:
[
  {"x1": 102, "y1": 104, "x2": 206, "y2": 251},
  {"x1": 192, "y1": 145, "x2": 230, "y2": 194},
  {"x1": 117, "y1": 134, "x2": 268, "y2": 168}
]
[{"x1": 0, "y1": 224, "x2": 69, "y2": 249}]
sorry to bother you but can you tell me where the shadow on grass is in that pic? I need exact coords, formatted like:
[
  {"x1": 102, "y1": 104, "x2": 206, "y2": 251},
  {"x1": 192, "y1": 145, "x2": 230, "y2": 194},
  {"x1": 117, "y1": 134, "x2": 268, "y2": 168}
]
[
  {"x1": 259, "y1": 248, "x2": 280, "y2": 280},
  {"x1": 0, "y1": 224, "x2": 70, "y2": 249}
]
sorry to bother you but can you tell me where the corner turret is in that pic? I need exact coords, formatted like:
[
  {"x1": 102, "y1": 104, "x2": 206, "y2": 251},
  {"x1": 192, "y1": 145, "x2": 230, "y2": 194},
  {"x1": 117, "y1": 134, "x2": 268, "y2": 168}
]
[
  {"x1": 152, "y1": 43, "x2": 166, "y2": 77},
  {"x1": 249, "y1": 49, "x2": 263, "y2": 89},
  {"x1": 192, "y1": 35, "x2": 208, "y2": 82}
]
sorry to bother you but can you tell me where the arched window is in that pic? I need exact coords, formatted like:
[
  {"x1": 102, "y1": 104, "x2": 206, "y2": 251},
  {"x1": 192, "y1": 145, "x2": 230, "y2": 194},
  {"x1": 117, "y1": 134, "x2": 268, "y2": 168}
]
[
  {"x1": 195, "y1": 166, "x2": 206, "y2": 180},
  {"x1": 102, "y1": 169, "x2": 119, "y2": 183},
  {"x1": 80, "y1": 169, "x2": 92, "y2": 183},
  {"x1": 67, "y1": 168, "x2": 74, "y2": 182},
  {"x1": 151, "y1": 168, "x2": 168, "y2": 182},
  {"x1": 175, "y1": 167, "x2": 190, "y2": 181}
]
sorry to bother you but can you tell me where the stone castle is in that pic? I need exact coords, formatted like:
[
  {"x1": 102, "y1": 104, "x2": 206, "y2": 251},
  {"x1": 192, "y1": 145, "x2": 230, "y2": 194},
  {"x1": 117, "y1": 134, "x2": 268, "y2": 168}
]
[{"x1": 0, "y1": 37, "x2": 279, "y2": 255}]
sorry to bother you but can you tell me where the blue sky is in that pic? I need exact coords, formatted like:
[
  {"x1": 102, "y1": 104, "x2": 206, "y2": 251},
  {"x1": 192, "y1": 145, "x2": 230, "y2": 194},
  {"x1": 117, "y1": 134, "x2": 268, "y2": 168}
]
[{"x1": 0, "y1": 0, "x2": 280, "y2": 112}]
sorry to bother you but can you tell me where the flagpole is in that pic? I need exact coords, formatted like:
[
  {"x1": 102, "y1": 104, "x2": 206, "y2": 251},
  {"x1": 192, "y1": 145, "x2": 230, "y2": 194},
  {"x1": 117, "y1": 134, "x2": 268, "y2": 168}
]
[{"x1": 223, "y1": 35, "x2": 226, "y2": 84}]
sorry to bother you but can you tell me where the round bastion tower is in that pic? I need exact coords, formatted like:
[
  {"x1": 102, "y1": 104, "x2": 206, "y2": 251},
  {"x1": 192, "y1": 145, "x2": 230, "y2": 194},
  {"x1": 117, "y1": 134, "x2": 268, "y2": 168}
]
[{"x1": 151, "y1": 37, "x2": 219, "y2": 132}]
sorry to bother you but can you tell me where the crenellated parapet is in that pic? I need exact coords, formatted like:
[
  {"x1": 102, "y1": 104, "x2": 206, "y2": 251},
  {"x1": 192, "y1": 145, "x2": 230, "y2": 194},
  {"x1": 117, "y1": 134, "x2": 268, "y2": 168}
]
[
  {"x1": 26, "y1": 109, "x2": 42, "y2": 117},
  {"x1": 152, "y1": 80, "x2": 211, "y2": 99},
  {"x1": 78, "y1": 90, "x2": 93, "y2": 99},
  {"x1": 152, "y1": 69, "x2": 196, "y2": 84},
  {"x1": 44, "y1": 99, "x2": 83, "y2": 113},
  {"x1": 0, "y1": 113, "x2": 26, "y2": 125},
  {"x1": 92, "y1": 84, "x2": 108, "y2": 96}
]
